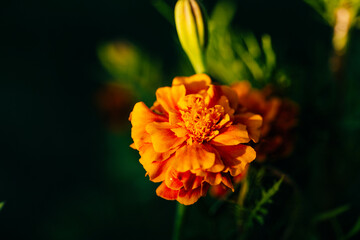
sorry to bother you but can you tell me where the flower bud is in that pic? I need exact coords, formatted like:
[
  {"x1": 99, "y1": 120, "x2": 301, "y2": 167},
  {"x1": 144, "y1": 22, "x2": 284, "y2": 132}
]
[{"x1": 175, "y1": 0, "x2": 208, "y2": 73}]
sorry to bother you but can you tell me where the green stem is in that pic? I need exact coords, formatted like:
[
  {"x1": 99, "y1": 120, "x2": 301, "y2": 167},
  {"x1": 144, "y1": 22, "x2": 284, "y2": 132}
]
[
  {"x1": 237, "y1": 175, "x2": 249, "y2": 207},
  {"x1": 172, "y1": 203, "x2": 186, "y2": 240},
  {"x1": 236, "y1": 174, "x2": 249, "y2": 232}
]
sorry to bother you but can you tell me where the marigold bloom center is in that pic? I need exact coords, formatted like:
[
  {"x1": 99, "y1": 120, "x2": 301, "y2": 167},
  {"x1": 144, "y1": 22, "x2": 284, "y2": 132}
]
[{"x1": 179, "y1": 95, "x2": 224, "y2": 143}]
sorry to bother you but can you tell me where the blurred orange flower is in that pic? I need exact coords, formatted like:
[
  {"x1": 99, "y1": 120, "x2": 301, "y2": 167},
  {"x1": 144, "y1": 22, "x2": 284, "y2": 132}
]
[
  {"x1": 129, "y1": 74, "x2": 262, "y2": 205},
  {"x1": 97, "y1": 83, "x2": 134, "y2": 131},
  {"x1": 232, "y1": 81, "x2": 298, "y2": 161}
]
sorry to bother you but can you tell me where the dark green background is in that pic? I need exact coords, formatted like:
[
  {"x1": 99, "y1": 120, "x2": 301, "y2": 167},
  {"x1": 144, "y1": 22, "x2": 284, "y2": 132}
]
[{"x1": 1, "y1": 0, "x2": 360, "y2": 239}]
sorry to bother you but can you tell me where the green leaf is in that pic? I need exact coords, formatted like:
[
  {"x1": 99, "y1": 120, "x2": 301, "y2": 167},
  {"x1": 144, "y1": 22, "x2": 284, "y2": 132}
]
[
  {"x1": 312, "y1": 205, "x2": 350, "y2": 224},
  {"x1": 255, "y1": 215, "x2": 264, "y2": 225},
  {"x1": 244, "y1": 177, "x2": 283, "y2": 228},
  {"x1": 0, "y1": 202, "x2": 4, "y2": 211},
  {"x1": 234, "y1": 43, "x2": 264, "y2": 81},
  {"x1": 243, "y1": 33, "x2": 261, "y2": 59},
  {"x1": 209, "y1": 0, "x2": 237, "y2": 29},
  {"x1": 346, "y1": 216, "x2": 360, "y2": 239},
  {"x1": 258, "y1": 207, "x2": 268, "y2": 215},
  {"x1": 261, "y1": 34, "x2": 276, "y2": 78},
  {"x1": 152, "y1": 0, "x2": 174, "y2": 26}
]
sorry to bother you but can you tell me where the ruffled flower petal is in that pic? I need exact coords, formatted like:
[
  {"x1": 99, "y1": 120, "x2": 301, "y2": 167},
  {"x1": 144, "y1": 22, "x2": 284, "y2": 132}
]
[
  {"x1": 235, "y1": 113, "x2": 263, "y2": 143},
  {"x1": 165, "y1": 168, "x2": 184, "y2": 190},
  {"x1": 204, "y1": 172, "x2": 223, "y2": 185},
  {"x1": 144, "y1": 158, "x2": 173, "y2": 183},
  {"x1": 220, "y1": 86, "x2": 239, "y2": 110},
  {"x1": 139, "y1": 144, "x2": 176, "y2": 182},
  {"x1": 146, "y1": 122, "x2": 186, "y2": 153},
  {"x1": 221, "y1": 173, "x2": 234, "y2": 191},
  {"x1": 130, "y1": 102, "x2": 167, "y2": 149},
  {"x1": 177, "y1": 183, "x2": 209, "y2": 205},
  {"x1": 172, "y1": 143, "x2": 216, "y2": 172},
  {"x1": 215, "y1": 144, "x2": 256, "y2": 168},
  {"x1": 156, "y1": 85, "x2": 186, "y2": 113},
  {"x1": 183, "y1": 174, "x2": 203, "y2": 190},
  {"x1": 156, "y1": 182, "x2": 178, "y2": 200},
  {"x1": 172, "y1": 73, "x2": 211, "y2": 94},
  {"x1": 205, "y1": 151, "x2": 225, "y2": 172},
  {"x1": 211, "y1": 124, "x2": 250, "y2": 146}
]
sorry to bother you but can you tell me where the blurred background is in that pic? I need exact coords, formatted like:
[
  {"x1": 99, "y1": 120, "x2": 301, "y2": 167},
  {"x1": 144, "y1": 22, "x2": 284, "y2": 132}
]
[{"x1": 1, "y1": 0, "x2": 360, "y2": 239}]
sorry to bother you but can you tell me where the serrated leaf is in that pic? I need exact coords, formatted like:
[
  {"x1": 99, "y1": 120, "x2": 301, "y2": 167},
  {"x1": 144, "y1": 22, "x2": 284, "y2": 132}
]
[
  {"x1": 258, "y1": 207, "x2": 268, "y2": 215},
  {"x1": 255, "y1": 215, "x2": 264, "y2": 225},
  {"x1": 243, "y1": 177, "x2": 283, "y2": 229}
]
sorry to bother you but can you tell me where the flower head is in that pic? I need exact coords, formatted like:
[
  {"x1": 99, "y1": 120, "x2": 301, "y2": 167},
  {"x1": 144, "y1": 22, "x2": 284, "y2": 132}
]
[
  {"x1": 231, "y1": 81, "x2": 298, "y2": 161},
  {"x1": 129, "y1": 74, "x2": 262, "y2": 205}
]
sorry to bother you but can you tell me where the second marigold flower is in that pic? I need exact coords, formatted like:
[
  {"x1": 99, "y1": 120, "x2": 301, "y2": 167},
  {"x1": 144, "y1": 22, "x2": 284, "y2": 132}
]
[{"x1": 129, "y1": 74, "x2": 262, "y2": 205}]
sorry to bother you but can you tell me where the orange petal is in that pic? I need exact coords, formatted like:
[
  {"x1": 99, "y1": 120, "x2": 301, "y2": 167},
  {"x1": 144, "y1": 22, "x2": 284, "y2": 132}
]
[
  {"x1": 138, "y1": 143, "x2": 170, "y2": 163},
  {"x1": 130, "y1": 102, "x2": 167, "y2": 149},
  {"x1": 169, "y1": 111, "x2": 183, "y2": 125},
  {"x1": 235, "y1": 113, "x2": 263, "y2": 143},
  {"x1": 233, "y1": 165, "x2": 249, "y2": 183},
  {"x1": 150, "y1": 101, "x2": 167, "y2": 115},
  {"x1": 204, "y1": 85, "x2": 221, "y2": 108},
  {"x1": 156, "y1": 182, "x2": 178, "y2": 200},
  {"x1": 177, "y1": 183, "x2": 208, "y2": 205},
  {"x1": 165, "y1": 168, "x2": 184, "y2": 190},
  {"x1": 264, "y1": 98, "x2": 281, "y2": 124},
  {"x1": 145, "y1": 158, "x2": 174, "y2": 183},
  {"x1": 200, "y1": 182, "x2": 210, "y2": 196},
  {"x1": 204, "y1": 172, "x2": 223, "y2": 185},
  {"x1": 205, "y1": 149, "x2": 225, "y2": 172},
  {"x1": 221, "y1": 86, "x2": 239, "y2": 110},
  {"x1": 156, "y1": 85, "x2": 186, "y2": 113},
  {"x1": 177, "y1": 188, "x2": 202, "y2": 205},
  {"x1": 146, "y1": 122, "x2": 186, "y2": 153},
  {"x1": 138, "y1": 144, "x2": 175, "y2": 182},
  {"x1": 172, "y1": 74, "x2": 211, "y2": 94},
  {"x1": 211, "y1": 124, "x2": 250, "y2": 146},
  {"x1": 205, "y1": 85, "x2": 236, "y2": 117},
  {"x1": 229, "y1": 162, "x2": 248, "y2": 176},
  {"x1": 217, "y1": 96, "x2": 235, "y2": 116},
  {"x1": 180, "y1": 172, "x2": 203, "y2": 190},
  {"x1": 231, "y1": 81, "x2": 251, "y2": 99},
  {"x1": 217, "y1": 114, "x2": 231, "y2": 129},
  {"x1": 171, "y1": 127, "x2": 188, "y2": 138},
  {"x1": 221, "y1": 173, "x2": 234, "y2": 191},
  {"x1": 172, "y1": 144, "x2": 216, "y2": 172},
  {"x1": 216, "y1": 144, "x2": 256, "y2": 168}
]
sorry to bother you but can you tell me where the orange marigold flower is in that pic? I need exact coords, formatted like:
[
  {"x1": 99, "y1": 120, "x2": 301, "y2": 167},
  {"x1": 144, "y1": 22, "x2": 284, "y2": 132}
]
[
  {"x1": 231, "y1": 81, "x2": 298, "y2": 161},
  {"x1": 129, "y1": 74, "x2": 262, "y2": 205}
]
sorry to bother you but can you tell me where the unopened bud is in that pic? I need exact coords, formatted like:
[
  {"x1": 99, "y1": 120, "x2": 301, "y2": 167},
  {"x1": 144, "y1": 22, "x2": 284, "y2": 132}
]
[{"x1": 175, "y1": 0, "x2": 208, "y2": 73}]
